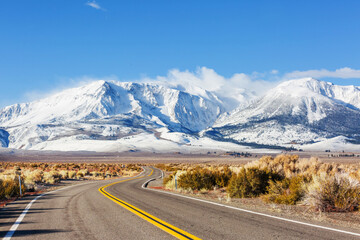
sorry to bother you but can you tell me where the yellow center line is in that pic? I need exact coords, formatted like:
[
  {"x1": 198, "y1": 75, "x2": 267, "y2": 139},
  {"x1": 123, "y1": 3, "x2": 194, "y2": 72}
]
[
  {"x1": 148, "y1": 168, "x2": 154, "y2": 176},
  {"x1": 99, "y1": 168, "x2": 201, "y2": 240}
]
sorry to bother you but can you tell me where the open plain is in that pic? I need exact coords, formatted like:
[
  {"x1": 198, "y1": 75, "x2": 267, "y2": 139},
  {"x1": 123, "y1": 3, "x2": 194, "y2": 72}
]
[{"x1": 1, "y1": 148, "x2": 359, "y2": 164}]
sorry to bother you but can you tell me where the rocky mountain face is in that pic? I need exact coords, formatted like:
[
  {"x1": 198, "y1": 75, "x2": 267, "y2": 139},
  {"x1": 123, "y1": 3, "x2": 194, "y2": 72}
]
[
  {"x1": 0, "y1": 78, "x2": 359, "y2": 151},
  {"x1": 0, "y1": 81, "x2": 226, "y2": 149},
  {"x1": 0, "y1": 129, "x2": 9, "y2": 147},
  {"x1": 205, "y1": 78, "x2": 360, "y2": 147}
]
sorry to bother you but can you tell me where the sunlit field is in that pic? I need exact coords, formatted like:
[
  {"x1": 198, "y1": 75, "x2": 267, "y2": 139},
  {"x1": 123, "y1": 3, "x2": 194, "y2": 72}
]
[{"x1": 158, "y1": 155, "x2": 360, "y2": 213}]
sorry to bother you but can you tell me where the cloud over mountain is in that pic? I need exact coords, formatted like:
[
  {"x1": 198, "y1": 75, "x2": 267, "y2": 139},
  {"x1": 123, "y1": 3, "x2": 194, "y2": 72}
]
[
  {"x1": 1, "y1": 75, "x2": 360, "y2": 152},
  {"x1": 284, "y1": 67, "x2": 360, "y2": 80}
]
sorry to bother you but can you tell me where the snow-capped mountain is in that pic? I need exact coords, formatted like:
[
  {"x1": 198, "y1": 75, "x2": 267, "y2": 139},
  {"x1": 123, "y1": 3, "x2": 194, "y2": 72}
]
[
  {"x1": 1, "y1": 81, "x2": 225, "y2": 131},
  {"x1": 0, "y1": 80, "x2": 228, "y2": 150},
  {"x1": 1, "y1": 78, "x2": 359, "y2": 152},
  {"x1": 205, "y1": 78, "x2": 360, "y2": 147}
]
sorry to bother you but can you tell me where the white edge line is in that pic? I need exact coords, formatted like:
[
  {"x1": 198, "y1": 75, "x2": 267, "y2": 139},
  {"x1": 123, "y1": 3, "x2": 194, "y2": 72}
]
[
  {"x1": 3, "y1": 194, "x2": 44, "y2": 240},
  {"x1": 142, "y1": 169, "x2": 360, "y2": 238},
  {"x1": 2, "y1": 181, "x2": 93, "y2": 240},
  {"x1": 3, "y1": 167, "x2": 146, "y2": 240}
]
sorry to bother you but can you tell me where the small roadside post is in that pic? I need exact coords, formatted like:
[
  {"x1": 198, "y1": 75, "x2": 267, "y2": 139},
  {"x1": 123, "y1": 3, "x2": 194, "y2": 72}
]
[
  {"x1": 175, "y1": 174, "x2": 177, "y2": 190},
  {"x1": 15, "y1": 166, "x2": 22, "y2": 196},
  {"x1": 19, "y1": 175, "x2": 22, "y2": 196}
]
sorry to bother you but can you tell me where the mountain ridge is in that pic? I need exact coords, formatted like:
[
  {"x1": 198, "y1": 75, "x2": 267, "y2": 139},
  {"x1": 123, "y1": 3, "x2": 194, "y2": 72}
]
[
  {"x1": 1, "y1": 78, "x2": 360, "y2": 152},
  {"x1": 208, "y1": 78, "x2": 360, "y2": 147},
  {"x1": 0, "y1": 80, "x2": 228, "y2": 150}
]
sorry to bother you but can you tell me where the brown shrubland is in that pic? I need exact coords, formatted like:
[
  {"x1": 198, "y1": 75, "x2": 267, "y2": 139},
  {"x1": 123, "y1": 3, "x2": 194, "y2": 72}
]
[
  {"x1": 162, "y1": 154, "x2": 360, "y2": 212},
  {"x1": 0, "y1": 162, "x2": 142, "y2": 200}
]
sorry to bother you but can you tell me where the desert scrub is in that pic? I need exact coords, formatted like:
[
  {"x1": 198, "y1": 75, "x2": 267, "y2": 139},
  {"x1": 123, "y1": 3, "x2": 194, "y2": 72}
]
[
  {"x1": 68, "y1": 171, "x2": 77, "y2": 179},
  {"x1": 0, "y1": 162, "x2": 142, "y2": 197},
  {"x1": 23, "y1": 169, "x2": 43, "y2": 191},
  {"x1": 43, "y1": 171, "x2": 61, "y2": 184},
  {"x1": 262, "y1": 175, "x2": 307, "y2": 205},
  {"x1": 244, "y1": 154, "x2": 341, "y2": 178},
  {"x1": 0, "y1": 177, "x2": 26, "y2": 200},
  {"x1": 213, "y1": 166, "x2": 232, "y2": 188},
  {"x1": 77, "y1": 169, "x2": 90, "y2": 178},
  {"x1": 304, "y1": 173, "x2": 360, "y2": 212},
  {"x1": 59, "y1": 170, "x2": 68, "y2": 180},
  {"x1": 164, "y1": 170, "x2": 186, "y2": 190},
  {"x1": 163, "y1": 172, "x2": 175, "y2": 185},
  {"x1": 24, "y1": 169, "x2": 43, "y2": 183},
  {"x1": 176, "y1": 167, "x2": 233, "y2": 191},
  {"x1": 91, "y1": 171, "x2": 104, "y2": 178},
  {"x1": 76, "y1": 171, "x2": 85, "y2": 179},
  {"x1": 155, "y1": 163, "x2": 182, "y2": 172},
  {"x1": 178, "y1": 168, "x2": 215, "y2": 190},
  {"x1": 227, "y1": 167, "x2": 279, "y2": 198}
]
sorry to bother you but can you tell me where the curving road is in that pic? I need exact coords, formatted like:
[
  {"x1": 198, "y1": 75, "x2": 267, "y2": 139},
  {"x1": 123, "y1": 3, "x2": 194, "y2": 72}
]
[{"x1": 1, "y1": 167, "x2": 360, "y2": 240}]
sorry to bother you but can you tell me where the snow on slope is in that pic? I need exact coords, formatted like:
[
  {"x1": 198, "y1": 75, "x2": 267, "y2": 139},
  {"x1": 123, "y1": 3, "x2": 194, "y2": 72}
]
[
  {"x1": 1, "y1": 78, "x2": 359, "y2": 152},
  {"x1": 0, "y1": 80, "x2": 230, "y2": 150},
  {"x1": 300, "y1": 136, "x2": 360, "y2": 152},
  {"x1": 0, "y1": 81, "x2": 225, "y2": 132},
  {"x1": 215, "y1": 78, "x2": 360, "y2": 126},
  {"x1": 296, "y1": 79, "x2": 360, "y2": 109},
  {"x1": 207, "y1": 78, "x2": 360, "y2": 147},
  {"x1": 30, "y1": 130, "x2": 278, "y2": 153},
  {"x1": 164, "y1": 80, "x2": 257, "y2": 112}
]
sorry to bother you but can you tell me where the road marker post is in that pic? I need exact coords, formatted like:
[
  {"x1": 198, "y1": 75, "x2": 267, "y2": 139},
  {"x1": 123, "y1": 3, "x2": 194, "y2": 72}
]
[
  {"x1": 18, "y1": 175, "x2": 22, "y2": 196},
  {"x1": 175, "y1": 174, "x2": 177, "y2": 190}
]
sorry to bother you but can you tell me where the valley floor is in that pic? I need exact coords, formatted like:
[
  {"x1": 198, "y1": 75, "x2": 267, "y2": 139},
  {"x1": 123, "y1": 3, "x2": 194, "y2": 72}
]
[{"x1": 0, "y1": 149, "x2": 360, "y2": 164}]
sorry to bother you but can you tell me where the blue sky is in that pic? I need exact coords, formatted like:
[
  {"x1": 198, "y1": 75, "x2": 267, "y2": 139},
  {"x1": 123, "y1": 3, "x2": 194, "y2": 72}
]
[{"x1": 1, "y1": 0, "x2": 360, "y2": 107}]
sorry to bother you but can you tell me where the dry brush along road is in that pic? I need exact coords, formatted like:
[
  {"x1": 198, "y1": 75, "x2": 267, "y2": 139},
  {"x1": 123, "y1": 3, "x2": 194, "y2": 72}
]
[{"x1": 1, "y1": 167, "x2": 360, "y2": 240}]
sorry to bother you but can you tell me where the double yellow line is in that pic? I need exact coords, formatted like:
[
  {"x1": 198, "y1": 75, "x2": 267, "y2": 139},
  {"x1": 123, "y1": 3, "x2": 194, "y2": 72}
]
[{"x1": 99, "y1": 168, "x2": 201, "y2": 240}]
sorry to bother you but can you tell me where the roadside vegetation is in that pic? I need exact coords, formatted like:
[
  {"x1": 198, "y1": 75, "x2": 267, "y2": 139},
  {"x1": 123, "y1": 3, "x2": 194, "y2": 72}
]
[
  {"x1": 0, "y1": 162, "x2": 142, "y2": 201},
  {"x1": 161, "y1": 155, "x2": 360, "y2": 212}
]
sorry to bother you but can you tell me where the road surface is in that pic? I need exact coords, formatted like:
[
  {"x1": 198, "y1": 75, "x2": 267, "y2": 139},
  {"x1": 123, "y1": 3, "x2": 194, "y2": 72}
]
[{"x1": 1, "y1": 167, "x2": 360, "y2": 239}]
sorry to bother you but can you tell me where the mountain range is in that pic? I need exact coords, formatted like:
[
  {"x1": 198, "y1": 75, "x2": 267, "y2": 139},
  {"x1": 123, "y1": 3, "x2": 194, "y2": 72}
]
[{"x1": 1, "y1": 78, "x2": 359, "y2": 152}]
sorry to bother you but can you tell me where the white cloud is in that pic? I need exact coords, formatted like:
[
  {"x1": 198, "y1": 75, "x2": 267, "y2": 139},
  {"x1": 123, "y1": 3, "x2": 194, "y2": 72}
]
[
  {"x1": 15, "y1": 69, "x2": 273, "y2": 112},
  {"x1": 156, "y1": 67, "x2": 225, "y2": 92},
  {"x1": 284, "y1": 67, "x2": 360, "y2": 79},
  {"x1": 271, "y1": 69, "x2": 279, "y2": 75},
  {"x1": 22, "y1": 75, "x2": 117, "y2": 104},
  {"x1": 146, "y1": 67, "x2": 277, "y2": 109},
  {"x1": 86, "y1": 1, "x2": 105, "y2": 11},
  {"x1": 15, "y1": 66, "x2": 360, "y2": 111}
]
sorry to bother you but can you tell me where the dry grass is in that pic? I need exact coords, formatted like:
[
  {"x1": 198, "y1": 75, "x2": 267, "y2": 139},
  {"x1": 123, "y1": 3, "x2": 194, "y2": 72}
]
[
  {"x1": 303, "y1": 173, "x2": 360, "y2": 212},
  {"x1": 262, "y1": 175, "x2": 307, "y2": 205},
  {"x1": 246, "y1": 155, "x2": 360, "y2": 180},
  {"x1": 160, "y1": 155, "x2": 360, "y2": 212},
  {"x1": 0, "y1": 162, "x2": 142, "y2": 200},
  {"x1": 164, "y1": 170, "x2": 186, "y2": 190}
]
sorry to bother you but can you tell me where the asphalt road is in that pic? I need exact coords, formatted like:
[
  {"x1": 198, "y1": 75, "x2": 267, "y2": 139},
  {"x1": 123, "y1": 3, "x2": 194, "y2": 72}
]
[{"x1": 1, "y1": 167, "x2": 360, "y2": 240}]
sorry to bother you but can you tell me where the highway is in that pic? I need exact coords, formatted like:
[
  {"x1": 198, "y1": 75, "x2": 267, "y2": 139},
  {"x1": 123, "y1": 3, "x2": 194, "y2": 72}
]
[{"x1": 1, "y1": 167, "x2": 360, "y2": 240}]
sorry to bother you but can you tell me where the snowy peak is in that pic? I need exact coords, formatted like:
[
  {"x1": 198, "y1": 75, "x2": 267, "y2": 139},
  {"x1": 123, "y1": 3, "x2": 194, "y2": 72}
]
[
  {"x1": 0, "y1": 80, "x2": 230, "y2": 149},
  {"x1": 215, "y1": 78, "x2": 360, "y2": 126},
  {"x1": 275, "y1": 78, "x2": 360, "y2": 109},
  {"x1": 0, "y1": 80, "x2": 115, "y2": 126},
  {"x1": 0, "y1": 80, "x2": 225, "y2": 132},
  {"x1": 208, "y1": 78, "x2": 360, "y2": 147},
  {"x1": 1, "y1": 78, "x2": 360, "y2": 151}
]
